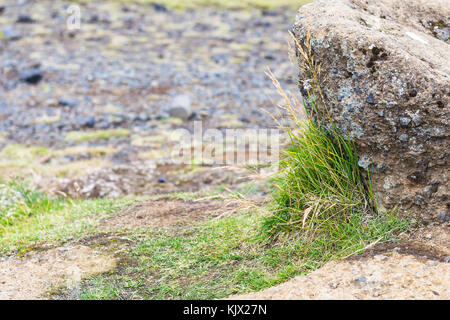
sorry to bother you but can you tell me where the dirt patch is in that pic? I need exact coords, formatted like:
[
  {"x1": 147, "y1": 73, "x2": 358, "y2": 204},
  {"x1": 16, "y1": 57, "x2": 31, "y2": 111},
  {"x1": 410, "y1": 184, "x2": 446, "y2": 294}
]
[
  {"x1": 0, "y1": 245, "x2": 116, "y2": 300},
  {"x1": 104, "y1": 197, "x2": 246, "y2": 229},
  {"x1": 404, "y1": 224, "x2": 450, "y2": 255},
  {"x1": 44, "y1": 164, "x2": 251, "y2": 199},
  {"x1": 350, "y1": 224, "x2": 450, "y2": 262}
]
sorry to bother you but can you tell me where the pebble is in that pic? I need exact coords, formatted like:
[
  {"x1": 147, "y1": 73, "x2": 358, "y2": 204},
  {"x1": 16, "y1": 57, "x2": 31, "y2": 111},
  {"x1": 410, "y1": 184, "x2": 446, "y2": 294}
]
[
  {"x1": 16, "y1": 14, "x2": 34, "y2": 23},
  {"x1": 153, "y1": 3, "x2": 168, "y2": 12},
  {"x1": 76, "y1": 116, "x2": 96, "y2": 128},
  {"x1": 169, "y1": 94, "x2": 192, "y2": 120},
  {"x1": 1, "y1": 25, "x2": 21, "y2": 40},
  {"x1": 423, "y1": 186, "x2": 432, "y2": 198},
  {"x1": 437, "y1": 212, "x2": 449, "y2": 222},
  {"x1": 58, "y1": 99, "x2": 78, "y2": 108},
  {"x1": 20, "y1": 68, "x2": 43, "y2": 84},
  {"x1": 366, "y1": 93, "x2": 375, "y2": 104},
  {"x1": 411, "y1": 114, "x2": 422, "y2": 126},
  {"x1": 399, "y1": 117, "x2": 411, "y2": 127}
]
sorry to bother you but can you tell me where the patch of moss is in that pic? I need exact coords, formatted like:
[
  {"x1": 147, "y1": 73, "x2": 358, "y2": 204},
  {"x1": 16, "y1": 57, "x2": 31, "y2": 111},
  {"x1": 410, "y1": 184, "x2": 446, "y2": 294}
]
[{"x1": 64, "y1": 129, "x2": 131, "y2": 142}]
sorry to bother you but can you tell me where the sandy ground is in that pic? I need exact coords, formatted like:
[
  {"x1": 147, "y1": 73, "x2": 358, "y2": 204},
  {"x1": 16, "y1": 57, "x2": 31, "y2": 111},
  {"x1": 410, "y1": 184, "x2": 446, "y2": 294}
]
[
  {"x1": 0, "y1": 245, "x2": 116, "y2": 300},
  {"x1": 230, "y1": 253, "x2": 449, "y2": 299},
  {"x1": 230, "y1": 224, "x2": 450, "y2": 300}
]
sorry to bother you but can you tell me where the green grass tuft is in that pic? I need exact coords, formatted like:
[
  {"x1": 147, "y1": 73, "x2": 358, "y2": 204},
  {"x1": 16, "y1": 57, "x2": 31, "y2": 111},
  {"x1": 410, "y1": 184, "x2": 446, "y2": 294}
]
[
  {"x1": 64, "y1": 129, "x2": 130, "y2": 142},
  {"x1": 259, "y1": 33, "x2": 411, "y2": 269}
]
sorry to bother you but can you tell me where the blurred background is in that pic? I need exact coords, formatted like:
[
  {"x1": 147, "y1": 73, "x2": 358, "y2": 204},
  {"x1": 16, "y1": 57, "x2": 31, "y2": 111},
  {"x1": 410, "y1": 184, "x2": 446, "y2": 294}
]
[{"x1": 0, "y1": 0, "x2": 311, "y2": 198}]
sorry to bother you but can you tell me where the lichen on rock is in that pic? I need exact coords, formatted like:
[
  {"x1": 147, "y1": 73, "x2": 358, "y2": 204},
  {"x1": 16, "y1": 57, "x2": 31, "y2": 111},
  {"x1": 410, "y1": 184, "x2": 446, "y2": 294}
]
[{"x1": 293, "y1": 0, "x2": 449, "y2": 222}]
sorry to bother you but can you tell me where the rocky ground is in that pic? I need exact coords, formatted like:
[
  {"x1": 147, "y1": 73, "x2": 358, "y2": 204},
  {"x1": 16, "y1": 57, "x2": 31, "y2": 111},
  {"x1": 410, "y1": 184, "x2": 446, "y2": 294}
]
[
  {"x1": 0, "y1": 0, "x2": 448, "y2": 300},
  {"x1": 0, "y1": 0, "x2": 295, "y2": 197}
]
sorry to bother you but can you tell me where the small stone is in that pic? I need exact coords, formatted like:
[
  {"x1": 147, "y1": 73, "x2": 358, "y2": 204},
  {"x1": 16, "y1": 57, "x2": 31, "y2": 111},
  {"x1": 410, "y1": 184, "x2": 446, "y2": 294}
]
[
  {"x1": 366, "y1": 93, "x2": 375, "y2": 104},
  {"x1": 399, "y1": 134, "x2": 408, "y2": 141},
  {"x1": 399, "y1": 117, "x2": 411, "y2": 127},
  {"x1": 423, "y1": 186, "x2": 432, "y2": 198},
  {"x1": 20, "y1": 68, "x2": 43, "y2": 85},
  {"x1": 412, "y1": 114, "x2": 422, "y2": 126},
  {"x1": 358, "y1": 156, "x2": 371, "y2": 169},
  {"x1": 169, "y1": 94, "x2": 192, "y2": 120},
  {"x1": 76, "y1": 116, "x2": 96, "y2": 128},
  {"x1": 437, "y1": 212, "x2": 449, "y2": 222},
  {"x1": 153, "y1": 3, "x2": 168, "y2": 12},
  {"x1": 135, "y1": 113, "x2": 150, "y2": 122},
  {"x1": 58, "y1": 99, "x2": 78, "y2": 107},
  {"x1": 0, "y1": 25, "x2": 21, "y2": 41},
  {"x1": 88, "y1": 14, "x2": 99, "y2": 23},
  {"x1": 354, "y1": 276, "x2": 367, "y2": 282},
  {"x1": 414, "y1": 195, "x2": 426, "y2": 206},
  {"x1": 16, "y1": 14, "x2": 34, "y2": 23},
  {"x1": 430, "y1": 179, "x2": 440, "y2": 185},
  {"x1": 329, "y1": 283, "x2": 339, "y2": 289}
]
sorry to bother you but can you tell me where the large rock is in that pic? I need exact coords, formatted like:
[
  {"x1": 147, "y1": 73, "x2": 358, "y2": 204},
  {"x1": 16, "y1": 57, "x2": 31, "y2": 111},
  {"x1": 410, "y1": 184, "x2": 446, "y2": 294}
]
[{"x1": 293, "y1": 0, "x2": 449, "y2": 222}]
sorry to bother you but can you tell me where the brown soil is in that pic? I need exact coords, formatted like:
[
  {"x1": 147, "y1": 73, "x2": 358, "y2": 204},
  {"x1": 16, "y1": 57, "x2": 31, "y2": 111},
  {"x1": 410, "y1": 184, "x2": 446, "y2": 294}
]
[{"x1": 0, "y1": 246, "x2": 116, "y2": 300}]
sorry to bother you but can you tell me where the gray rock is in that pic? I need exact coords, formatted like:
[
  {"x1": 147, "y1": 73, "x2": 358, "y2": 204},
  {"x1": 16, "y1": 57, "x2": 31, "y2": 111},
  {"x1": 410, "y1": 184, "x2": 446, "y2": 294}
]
[
  {"x1": 76, "y1": 116, "x2": 96, "y2": 128},
  {"x1": 365, "y1": 93, "x2": 375, "y2": 104},
  {"x1": 437, "y1": 212, "x2": 449, "y2": 222},
  {"x1": 58, "y1": 99, "x2": 78, "y2": 108},
  {"x1": 169, "y1": 94, "x2": 192, "y2": 120},
  {"x1": 358, "y1": 156, "x2": 371, "y2": 169},
  {"x1": 16, "y1": 14, "x2": 34, "y2": 24},
  {"x1": 423, "y1": 186, "x2": 432, "y2": 198},
  {"x1": 411, "y1": 114, "x2": 422, "y2": 126},
  {"x1": 20, "y1": 68, "x2": 43, "y2": 84},
  {"x1": 293, "y1": 0, "x2": 449, "y2": 222},
  {"x1": 1, "y1": 25, "x2": 21, "y2": 41},
  {"x1": 399, "y1": 117, "x2": 411, "y2": 127}
]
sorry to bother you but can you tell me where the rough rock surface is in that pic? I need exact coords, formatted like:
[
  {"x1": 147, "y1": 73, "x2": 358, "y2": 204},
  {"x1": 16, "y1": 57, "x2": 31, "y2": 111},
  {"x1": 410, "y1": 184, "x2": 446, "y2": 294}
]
[{"x1": 293, "y1": 0, "x2": 449, "y2": 222}]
